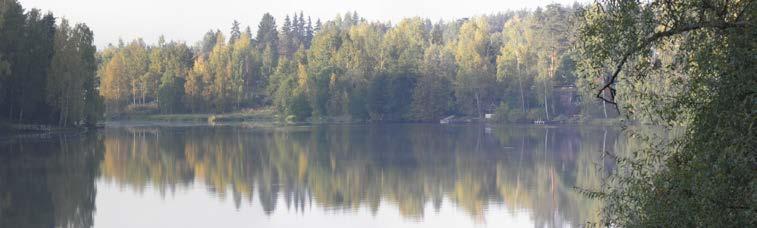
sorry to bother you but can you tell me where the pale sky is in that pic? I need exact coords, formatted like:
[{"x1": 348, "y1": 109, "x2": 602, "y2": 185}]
[{"x1": 19, "y1": 0, "x2": 582, "y2": 48}]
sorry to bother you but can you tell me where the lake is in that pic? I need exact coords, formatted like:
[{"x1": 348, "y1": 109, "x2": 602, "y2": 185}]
[{"x1": 0, "y1": 124, "x2": 622, "y2": 228}]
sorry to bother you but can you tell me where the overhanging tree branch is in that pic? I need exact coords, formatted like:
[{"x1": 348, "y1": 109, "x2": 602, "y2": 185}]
[{"x1": 596, "y1": 20, "x2": 749, "y2": 110}]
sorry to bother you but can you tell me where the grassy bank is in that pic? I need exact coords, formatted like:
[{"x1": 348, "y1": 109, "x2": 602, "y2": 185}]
[
  {"x1": 107, "y1": 107, "x2": 630, "y2": 127},
  {"x1": 0, "y1": 121, "x2": 94, "y2": 138},
  {"x1": 109, "y1": 108, "x2": 276, "y2": 123}
]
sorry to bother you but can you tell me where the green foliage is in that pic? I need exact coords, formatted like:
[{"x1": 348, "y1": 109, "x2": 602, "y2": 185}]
[
  {"x1": 455, "y1": 18, "x2": 496, "y2": 117},
  {"x1": 576, "y1": 0, "x2": 756, "y2": 226},
  {"x1": 493, "y1": 101, "x2": 525, "y2": 123},
  {"x1": 410, "y1": 44, "x2": 455, "y2": 121},
  {"x1": 157, "y1": 71, "x2": 184, "y2": 113},
  {"x1": 411, "y1": 74, "x2": 450, "y2": 121},
  {"x1": 45, "y1": 19, "x2": 102, "y2": 126},
  {"x1": 0, "y1": 1, "x2": 103, "y2": 126},
  {"x1": 367, "y1": 73, "x2": 390, "y2": 120},
  {"x1": 287, "y1": 89, "x2": 312, "y2": 121},
  {"x1": 1, "y1": 2, "x2": 615, "y2": 125},
  {"x1": 80, "y1": 6, "x2": 607, "y2": 124}
]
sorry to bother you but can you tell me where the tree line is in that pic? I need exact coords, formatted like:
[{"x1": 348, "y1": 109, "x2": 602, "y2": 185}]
[
  {"x1": 0, "y1": 0, "x2": 102, "y2": 126},
  {"x1": 99, "y1": 5, "x2": 611, "y2": 122},
  {"x1": 1, "y1": 2, "x2": 612, "y2": 124}
]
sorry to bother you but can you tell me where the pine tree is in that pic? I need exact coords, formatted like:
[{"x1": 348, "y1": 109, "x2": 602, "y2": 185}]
[
  {"x1": 229, "y1": 20, "x2": 241, "y2": 43},
  {"x1": 256, "y1": 13, "x2": 278, "y2": 51},
  {"x1": 297, "y1": 12, "x2": 305, "y2": 41},
  {"x1": 200, "y1": 30, "x2": 217, "y2": 56},
  {"x1": 292, "y1": 13, "x2": 300, "y2": 44},
  {"x1": 280, "y1": 15, "x2": 293, "y2": 58},
  {"x1": 305, "y1": 17, "x2": 314, "y2": 48},
  {"x1": 314, "y1": 19, "x2": 322, "y2": 33}
]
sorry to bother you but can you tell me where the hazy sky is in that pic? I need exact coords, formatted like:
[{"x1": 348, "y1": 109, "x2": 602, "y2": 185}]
[{"x1": 19, "y1": 0, "x2": 582, "y2": 48}]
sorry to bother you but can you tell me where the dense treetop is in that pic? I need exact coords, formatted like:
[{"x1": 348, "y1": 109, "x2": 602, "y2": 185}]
[
  {"x1": 0, "y1": 0, "x2": 102, "y2": 126},
  {"x1": 97, "y1": 5, "x2": 609, "y2": 123},
  {"x1": 1, "y1": 0, "x2": 753, "y2": 226}
]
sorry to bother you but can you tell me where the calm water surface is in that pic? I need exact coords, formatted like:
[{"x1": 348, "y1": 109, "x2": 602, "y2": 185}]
[{"x1": 0, "y1": 124, "x2": 622, "y2": 228}]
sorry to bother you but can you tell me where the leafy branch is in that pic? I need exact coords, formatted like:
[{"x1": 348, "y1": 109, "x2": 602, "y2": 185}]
[{"x1": 596, "y1": 18, "x2": 749, "y2": 109}]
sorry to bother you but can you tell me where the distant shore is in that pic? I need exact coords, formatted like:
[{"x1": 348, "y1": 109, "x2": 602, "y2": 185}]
[
  {"x1": 1, "y1": 109, "x2": 626, "y2": 136},
  {"x1": 106, "y1": 110, "x2": 627, "y2": 127}
]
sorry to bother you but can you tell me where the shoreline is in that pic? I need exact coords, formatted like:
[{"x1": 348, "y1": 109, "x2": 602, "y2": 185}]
[
  {"x1": 107, "y1": 112, "x2": 627, "y2": 126},
  {"x1": 0, "y1": 118, "x2": 630, "y2": 139},
  {"x1": 1, "y1": 112, "x2": 627, "y2": 136}
]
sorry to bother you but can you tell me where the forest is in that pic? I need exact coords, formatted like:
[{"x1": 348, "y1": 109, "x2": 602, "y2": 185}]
[
  {"x1": 1, "y1": 1, "x2": 619, "y2": 125},
  {"x1": 0, "y1": 0, "x2": 102, "y2": 127},
  {"x1": 0, "y1": 0, "x2": 754, "y2": 226},
  {"x1": 96, "y1": 4, "x2": 612, "y2": 122}
]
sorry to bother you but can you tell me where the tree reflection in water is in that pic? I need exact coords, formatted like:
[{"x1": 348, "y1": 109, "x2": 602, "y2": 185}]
[
  {"x1": 0, "y1": 125, "x2": 627, "y2": 227},
  {"x1": 99, "y1": 124, "x2": 618, "y2": 226},
  {"x1": 0, "y1": 133, "x2": 103, "y2": 228}
]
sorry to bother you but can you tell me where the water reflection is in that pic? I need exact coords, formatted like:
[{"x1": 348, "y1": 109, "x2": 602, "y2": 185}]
[
  {"x1": 100, "y1": 125, "x2": 615, "y2": 227},
  {"x1": 0, "y1": 124, "x2": 623, "y2": 227},
  {"x1": 0, "y1": 134, "x2": 103, "y2": 228}
]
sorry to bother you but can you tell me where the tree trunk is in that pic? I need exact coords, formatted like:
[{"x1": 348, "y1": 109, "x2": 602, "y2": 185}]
[
  {"x1": 602, "y1": 99, "x2": 608, "y2": 119},
  {"x1": 517, "y1": 63, "x2": 526, "y2": 114},
  {"x1": 132, "y1": 81, "x2": 137, "y2": 105},
  {"x1": 544, "y1": 52, "x2": 556, "y2": 121},
  {"x1": 602, "y1": 75, "x2": 609, "y2": 119},
  {"x1": 475, "y1": 92, "x2": 482, "y2": 118},
  {"x1": 544, "y1": 128, "x2": 549, "y2": 161},
  {"x1": 64, "y1": 90, "x2": 70, "y2": 126},
  {"x1": 543, "y1": 82, "x2": 550, "y2": 121},
  {"x1": 60, "y1": 96, "x2": 66, "y2": 126}
]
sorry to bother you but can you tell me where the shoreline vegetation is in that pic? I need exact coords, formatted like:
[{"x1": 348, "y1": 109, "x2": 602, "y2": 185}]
[
  {"x1": 1, "y1": 108, "x2": 626, "y2": 136},
  {"x1": 3, "y1": 0, "x2": 752, "y2": 226},
  {"x1": 3, "y1": 0, "x2": 623, "y2": 131},
  {"x1": 109, "y1": 108, "x2": 276, "y2": 123},
  {"x1": 110, "y1": 110, "x2": 626, "y2": 125},
  {"x1": 94, "y1": 4, "x2": 626, "y2": 126},
  {"x1": 0, "y1": 122, "x2": 96, "y2": 139}
]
